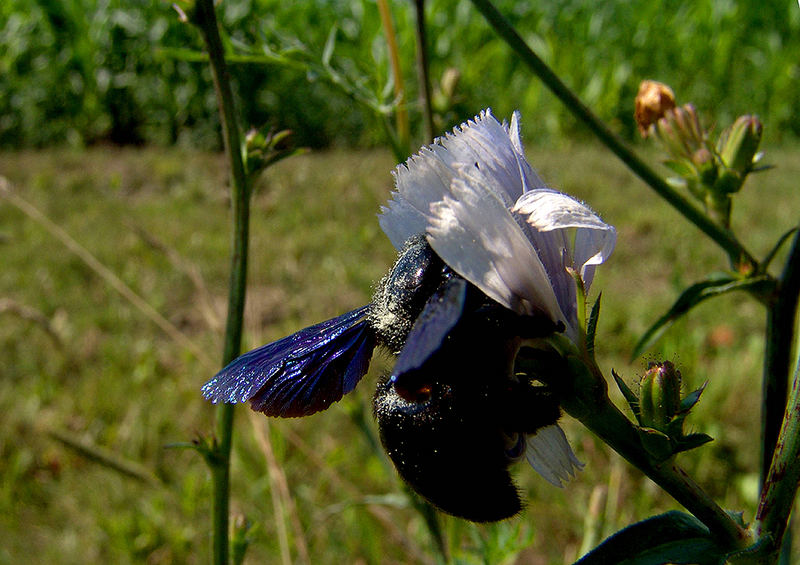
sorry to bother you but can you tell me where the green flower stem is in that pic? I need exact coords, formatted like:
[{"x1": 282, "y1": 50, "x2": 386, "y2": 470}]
[
  {"x1": 555, "y1": 353, "x2": 748, "y2": 549},
  {"x1": 191, "y1": 1, "x2": 252, "y2": 564},
  {"x1": 468, "y1": 0, "x2": 757, "y2": 272},
  {"x1": 412, "y1": 0, "x2": 435, "y2": 143},
  {"x1": 755, "y1": 228, "x2": 800, "y2": 556}
]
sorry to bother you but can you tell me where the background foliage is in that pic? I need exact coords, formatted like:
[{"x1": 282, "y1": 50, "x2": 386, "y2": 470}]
[
  {"x1": 3, "y1": 0, "x2": 800, "y2": 562},
  {"x1": 1, "y1": 0, "x2": 799, "y2": 149},
  {"x1": 2, "y1": 142, "x2": 799, "y2": 563}
]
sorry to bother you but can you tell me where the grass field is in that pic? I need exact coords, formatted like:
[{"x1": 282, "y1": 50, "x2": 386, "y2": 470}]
[{"x1": 1, "y1": 141, "x2": 799, "y2": 564}]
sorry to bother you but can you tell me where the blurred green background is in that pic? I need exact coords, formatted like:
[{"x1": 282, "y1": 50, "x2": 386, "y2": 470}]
[
  {"x1": 1, "y1": 0, "x2": 800, "y2": 563},
  {"x1": 1, "y1": 0, "x2": 799, "y2": 150}
]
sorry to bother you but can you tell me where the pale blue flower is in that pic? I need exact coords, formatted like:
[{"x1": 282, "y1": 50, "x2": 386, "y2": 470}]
[{"x1": 379, "y1": 109, "x2": 616, "y2": 486}]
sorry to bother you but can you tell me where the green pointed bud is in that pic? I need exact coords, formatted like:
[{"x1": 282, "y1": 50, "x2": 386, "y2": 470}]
[
  {"x1": 714, "y1": 115, "x2": 763, "y2": 194},
  {"x1": 639, "y1": 361, "x2": 682, "y2": 433},
  {"x1": 718, "y1": 115, "x2": 763, "y2": 174}
]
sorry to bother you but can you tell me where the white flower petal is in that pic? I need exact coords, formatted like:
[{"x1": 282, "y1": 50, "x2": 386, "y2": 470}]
[
  {"x1": 426, "y1": 165, "x2": 566, "y2": 324},
  {"x1": 525, "y1": 424, "x2": 584, "y2": 487},
  {"x1": 381, "y1": 110, "x2": 551, "y2": 249},
  {"x1": 378, "y1": 193, "x2": 428, "y2": 250},
  {"x1": 429, "y1": 109, "x2": 527, "y2": 205},
  {"x1": 512, "y1": 188, "x2": 616, "y2": 296},
  {"x1": 573, "y1": 223, "x2": 617, "y2": 291},
  {"x1": 380, "y1": 109, "x2": 615, "y2": 343},
  {"x1": 380, "y1": 150, "x2": 455, "y2": 246},
  {"x1": 512, "y1": 188, "x2": 611, "y2": 233},
  {"x1": 507, "y1": 110, "x2": 547, "y2": 191}
]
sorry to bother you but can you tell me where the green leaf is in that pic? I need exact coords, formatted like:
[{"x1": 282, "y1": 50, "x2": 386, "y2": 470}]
[
  {"x1": 762, "y1": 226, "x2": 799, "y2": 271},
  {"x1": 632, "y1": 273, "x2": 774, "y2": 359},
  {"x1": 574, "y1": 511, "x2": 730, "y2": 565},
  {"x1": 612, "y1": 369, "x2": 641, "y2": 422}
]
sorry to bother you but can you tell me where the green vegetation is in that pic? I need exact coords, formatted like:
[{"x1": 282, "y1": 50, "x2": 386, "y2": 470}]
[
  {"x1": 1, "y1": 0, "x2": 799, "y2": 149},
  {"x1": 1, "y1": 142, "x2": 798, "y2": 563}
]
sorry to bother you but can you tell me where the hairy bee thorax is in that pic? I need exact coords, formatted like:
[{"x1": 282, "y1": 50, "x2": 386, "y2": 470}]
[{"x1": 369, "y1": 234, "x2": 450, "y2": 353}]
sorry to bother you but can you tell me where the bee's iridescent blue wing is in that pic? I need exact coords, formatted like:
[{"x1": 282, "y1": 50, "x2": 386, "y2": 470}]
[
  {"x1": 202, "y1": 306, "x2": 376, "y2": 417},
  {"x1": 392, "y1": 277, "x2": 467, "y2": 378}
]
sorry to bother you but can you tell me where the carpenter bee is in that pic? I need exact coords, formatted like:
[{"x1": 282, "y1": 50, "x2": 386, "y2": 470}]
[{"x1": 202, "y1": 234, "x2": 564, "y2": 521}]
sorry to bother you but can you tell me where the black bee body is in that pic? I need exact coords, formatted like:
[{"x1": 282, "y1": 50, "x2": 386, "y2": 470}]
[
  {"x1": 202, "y1": 234, "x2": 564, "y2": 522},
  {"x1": 372, "y1": 264, "x2": 563, "y2": 521}
]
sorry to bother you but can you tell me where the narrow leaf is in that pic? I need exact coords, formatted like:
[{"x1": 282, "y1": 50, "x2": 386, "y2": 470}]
[
  {"x1": 762, "y1": 226, "x2": 799, "y2": 271},
  {"x1": 612, "y1": 369, "x2": 641, "y2": 422},
  {"x1": 632, "y1": 274, "x2": 774, "y2": 359},
  {"x1": 575, "y1": 511, "x2": 729, "y2": 565}
]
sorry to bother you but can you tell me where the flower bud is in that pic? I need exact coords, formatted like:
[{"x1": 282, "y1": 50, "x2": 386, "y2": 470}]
[
  {"x1": 719, "y1": 115, "x2": 763, "y2": 172},
  {"x1": 639, "y1": 361, "x2": 682, "y2": 433},
  {"x1": 654, "y1": 104, "x2": 708, "y2": 162},
  {"x1": 243, "y1": 127, "x2": 299, "y2": 179},
  {"x1": 635, "y1": 81, "x2": 676, "y2": 137},
  {"x1": 714, "y1": 115, "x2": 763, "y2": 194}
]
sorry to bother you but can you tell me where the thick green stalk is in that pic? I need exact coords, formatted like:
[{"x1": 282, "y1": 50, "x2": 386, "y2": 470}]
[
  {"x1": 413, "y1": 0, "x2": 435, "y2": 143},
  {"x1": 755, "y1": 229, "x2": 800, "y2": 560},
  {"x1": 192, "y1": 1, "x2": 252, "y2": 564},
  {"x1": 468, "y1": 0, "x2": 757, "y2": 272},
  {"x1": 755, "y1": 361, "x2": 800, "y2": 561},
  {"x1": 760, "y1": 228, "x2": 800, "y2": 484}
]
